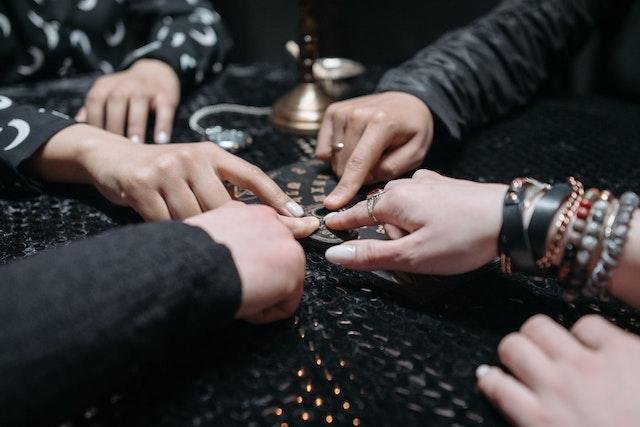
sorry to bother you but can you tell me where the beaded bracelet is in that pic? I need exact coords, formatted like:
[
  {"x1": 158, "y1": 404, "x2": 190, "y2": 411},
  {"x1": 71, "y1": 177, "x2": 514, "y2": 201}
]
[
  {"x1": 563, "y1": 192, "x2": 610, "y2": 302},
  {"x1": 556, "y1": 189, "x2": 596, "y2": 293},
  {"x1": 584, "y1": 192, "x2": 639, "y2": 299}
]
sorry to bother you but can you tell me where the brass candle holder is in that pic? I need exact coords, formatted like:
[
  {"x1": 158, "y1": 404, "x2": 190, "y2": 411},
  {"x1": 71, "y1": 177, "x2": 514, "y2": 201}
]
[{"x1": 271, "y1": 0, "x2": 332, "y2": 136}]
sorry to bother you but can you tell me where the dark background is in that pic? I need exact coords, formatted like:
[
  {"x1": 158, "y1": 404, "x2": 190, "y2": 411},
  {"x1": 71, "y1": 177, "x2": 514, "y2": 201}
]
[{"x1": 215, "y1": 0, "x2": 500, "y2": 65}]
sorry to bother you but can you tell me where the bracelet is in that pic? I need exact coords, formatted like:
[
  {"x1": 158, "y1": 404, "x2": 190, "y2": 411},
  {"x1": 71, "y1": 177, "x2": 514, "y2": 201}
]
[
  {"x1": 585, "y1": 191, "x2": 639, "y2": 299},
  {"x1": 536, "y1": 177, "x2": 584, "y2": 271},
  {"x1": 528, "y1": 183, "x2": 571, "y2": 260},
  {"x1": 563, "y1": 192, "x2": 610, "y2": 301},
  {"x1": 557, "y1": 190, "x2": 597, "y2": 286},
  {"x1": 499, "y1": 178, "x2": 550, "y2": 274}
]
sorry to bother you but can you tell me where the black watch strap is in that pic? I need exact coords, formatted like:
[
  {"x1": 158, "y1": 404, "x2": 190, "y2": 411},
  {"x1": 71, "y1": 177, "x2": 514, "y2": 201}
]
[
  {"x1": 499, "y1": 184, "x2": 537, "y2": 274},
  {"x1": 528, "y1": 183, "x2": 571, "y2": 261}
]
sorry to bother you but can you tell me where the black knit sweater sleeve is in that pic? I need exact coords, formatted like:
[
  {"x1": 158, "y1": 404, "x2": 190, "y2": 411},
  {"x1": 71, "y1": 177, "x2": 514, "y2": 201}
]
[
  {"x1": 0, "y1": 94, "x2": 75, "y2": 195},
  {"x1": 122, "y1": 0, "x2": 232, "y2": 89},
  {"x1": 376, "y1": 0, "x2": 606, "y2": 141},
  {"x1": 0, "y1": 221, "x2": 242, "y2": 426}
]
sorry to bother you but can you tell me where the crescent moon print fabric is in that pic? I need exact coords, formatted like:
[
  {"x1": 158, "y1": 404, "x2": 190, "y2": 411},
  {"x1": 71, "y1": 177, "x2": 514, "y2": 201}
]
[{"x1": 0, "y1": 0, "x2": 230, "y2": 193}]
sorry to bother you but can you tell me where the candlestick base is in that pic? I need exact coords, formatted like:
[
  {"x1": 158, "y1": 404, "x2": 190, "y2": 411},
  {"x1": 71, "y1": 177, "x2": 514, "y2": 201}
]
[{"x1": 271, "y1": 82, "x2": 332, "y2": 136}]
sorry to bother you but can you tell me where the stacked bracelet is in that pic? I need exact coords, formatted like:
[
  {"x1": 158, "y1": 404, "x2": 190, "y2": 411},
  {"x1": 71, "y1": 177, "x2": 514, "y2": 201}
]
[
  {"x1": 584, "y1": 192, "x2": 639, "y2": 299},
  {"x1": 499, "y1": 176, "x2": 638, "y2": 302}
]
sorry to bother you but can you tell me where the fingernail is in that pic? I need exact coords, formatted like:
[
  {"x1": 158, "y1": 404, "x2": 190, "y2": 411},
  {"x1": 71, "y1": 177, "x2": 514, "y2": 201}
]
[
  {"x1": 324, "y1": 212, "x2": 337, "y2": 222},
  {"x1": 286, "y1": 201, "x2": 304, "y2": 217},
  {"x1": 325, "y1": 245, "x2": 356, "y2": 265},
  {"x1": 130, "y1": 135, "x2": 141, "y2": 144},
  {"x1": 475, "y1": 364, "x2": 490, "y2": 379},
  {"x1": 156, "y1": 131, "x2": 169, "y2": 144}
]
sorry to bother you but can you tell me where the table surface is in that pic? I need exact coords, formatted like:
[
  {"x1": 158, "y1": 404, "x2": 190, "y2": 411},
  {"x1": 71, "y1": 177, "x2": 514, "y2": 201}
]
[{"x1": 2, "y1": 64, "x2": 640, "y2": 427}]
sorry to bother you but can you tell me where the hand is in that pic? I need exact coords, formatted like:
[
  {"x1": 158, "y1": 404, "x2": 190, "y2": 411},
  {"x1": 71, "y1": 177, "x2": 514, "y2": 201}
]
[
  {"x1": 476, "y1": 314, "x2": 640, "y2": 427},
  {"x1": 316, "y1": 92, "x2": 434, "y2": 210},
  {"x1": 186, "y1": 202, "x2": 306, "y2": 324},
  {"x1": 31, "y1": 125, "x2": 315, "y2": 233},
  {"x1": 324, "y1": 170, "x2": 507, "y2": 275},
  {"x1": 76, "y1": 59, "x2": 180, "y2": 144}
]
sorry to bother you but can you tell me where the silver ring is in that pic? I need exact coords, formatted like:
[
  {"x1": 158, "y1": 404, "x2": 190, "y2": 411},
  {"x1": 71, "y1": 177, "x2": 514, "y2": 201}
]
[
  {"x1": 331, "y1": 142, "x2": 345, "y2": 153},
  {"x1": 366, "y1": 188, "x2": 385, "y2": 224}
]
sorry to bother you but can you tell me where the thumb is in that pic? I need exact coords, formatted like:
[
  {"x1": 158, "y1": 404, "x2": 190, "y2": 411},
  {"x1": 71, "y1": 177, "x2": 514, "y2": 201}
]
[{"x1": 324, "y1": 238, "x2": 405, "y2": 271}]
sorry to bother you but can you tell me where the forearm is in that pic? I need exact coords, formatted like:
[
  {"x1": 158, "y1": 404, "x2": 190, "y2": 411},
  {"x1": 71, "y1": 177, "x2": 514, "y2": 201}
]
[
  {"x1": 27, "y1": 123, "x2": 129, "y2": 184},
  {"x1": 0, "y1": 222, "x2": 241, "y2": 425},
  {"x1": 377, "y1": 0, "x2": 604, "y2": 140}
]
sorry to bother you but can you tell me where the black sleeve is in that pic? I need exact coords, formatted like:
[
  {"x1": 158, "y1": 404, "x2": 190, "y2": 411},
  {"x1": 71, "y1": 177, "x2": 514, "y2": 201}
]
[
  {"x1": 0, "y1": 221, "x2": 242, "y2": 426},
  {"x1": 0, "y1": 95, "x2": 75, "y2": 195},
  {"x1": 121, "y1": 0, "x2": 232, "y2": 89},
  {"x1": 376, "y1": 0, "x2": 606, "y2": 141}
]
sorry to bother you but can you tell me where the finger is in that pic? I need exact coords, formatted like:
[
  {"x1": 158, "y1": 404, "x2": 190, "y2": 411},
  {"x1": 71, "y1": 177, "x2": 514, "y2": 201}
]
[
  {"x1": 188, "y1": 170, "x2": 232, "y2": 211},
  {"x1": 324, "y1": 238, "x2": 408, "y2": 271},
  {"x1": 385, "y1": 223, "x2": 407, "y2": 240},
  {"x1": 412, "y1": 169, "x2": 449, "y2": 183},
  {"x1": 243, "y1": 287, "x2": 303, "y2": 324},
  {"x1": 370, "y1": 136, "x2": 426, "y2": 182},
  {"x1": 153, "y1": 96, "x2": 176, "y2": 144},
  {"x1": 497, "y1": 332, "x2": 555, "y2": 389},
  {"x1": 75, "y1": 107, "x2": 87, "y2": 122},
  {"x1": 85, "y1": 90, "x2": 106, "y2": 129},
  {"x1": 571, "y1": 314, "x2": 624, "y2": 350},
  {"x1": 476, "y1": 365, "x2": 540, "y2": 427},
  {"x1": 105, "y1": 93, "x2": 129, "y2": 135},
  {"x1": 325, "y1": 192, "x2": 413, "y2": 231},
  {"x1": 278, "y1": 215, "x2": 320, "y2": 239},
  {"x1": 324, "y1": 122, "x2": 391, "y2": 210},
  {"x1": 316, "y1": 106, "x2": 336, "y2": 161},
  {"x1": 520, "y1": 314, "x2": 586, "y2": 360},
  {"x1": 333, "y1": 111, "x2": 367, "y2": 177},
  {"x1": 162, "y1": 183, "x2": 204, "y2": 219},
  {"x1": 216, "y1": 153, "x2": 304, "y2": 218},
  {"x1": 130, "y1": 192, "x2": 172, "y2": 222},
  {"x1": 127, "y1": 95, "x2": 150, "y2": 144}
]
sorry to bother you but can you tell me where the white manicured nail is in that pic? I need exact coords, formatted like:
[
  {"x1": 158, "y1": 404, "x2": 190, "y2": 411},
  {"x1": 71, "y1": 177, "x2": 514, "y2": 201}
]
[
  {"x1": 475, "y1": 364, "x2": 490, "y2": 379},
  {"x1": 325, "y1": 245, "x2": 356, "y2": 264},
  {"x1": 130, "y1": 135, "x2": 141, "y2": 144},
  {"x1": 156, "y1": 131, "x2": 169, "y2": 144},
  {"x1": 286, "y1": 201, "x2": 304, "y2": 217}
]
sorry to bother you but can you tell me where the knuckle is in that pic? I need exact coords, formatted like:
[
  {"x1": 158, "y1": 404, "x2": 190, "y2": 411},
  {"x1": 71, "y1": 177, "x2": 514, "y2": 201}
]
[
  {"x1": 154, "y1": 151, "x2": 190, "y2": 172},
  {"x1": 521, "y1": 314, "x2": 551, "y2": 335},
  {"x1": 379, "y1": 161, "x2": 399, "y2": 179},
  {"x1": 346, "y1": 155, "x2": 367, "y2": 172},
  {"x1": 108, "y1": 89, "x2": 128, "y2": 101},
  {"x1": 571, "y1": 314, "x2": 604, "y2": 335},
  {"x1": 497, "y1": 333, "x2": 521, "y2": 361},
  {"x1": 371, "y1": 110, "x2": 389, "y2": 124},
  {"x1": 128, "y1": 168, "x2": 156, "y2": 189}
]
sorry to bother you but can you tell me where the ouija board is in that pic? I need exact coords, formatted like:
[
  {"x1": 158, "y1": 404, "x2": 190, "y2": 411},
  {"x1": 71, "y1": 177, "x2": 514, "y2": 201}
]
[{"x1": 229, "y1": 159, "x2": 497, "y2": 302}]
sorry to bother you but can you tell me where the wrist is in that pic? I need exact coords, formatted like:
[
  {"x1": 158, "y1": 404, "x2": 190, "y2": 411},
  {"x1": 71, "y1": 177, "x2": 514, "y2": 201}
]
[{"x1": 32, "y1": 124, "x2": 129, "y2": 184}]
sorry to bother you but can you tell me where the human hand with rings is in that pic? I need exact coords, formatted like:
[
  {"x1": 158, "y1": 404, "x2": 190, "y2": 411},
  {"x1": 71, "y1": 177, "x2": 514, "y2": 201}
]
[
  {"x1": 315, "y1": 92, "x2": 434, "y2": 210},
  {"x1": 323, "y1": 170, "x2": 507, "y2": 275}
]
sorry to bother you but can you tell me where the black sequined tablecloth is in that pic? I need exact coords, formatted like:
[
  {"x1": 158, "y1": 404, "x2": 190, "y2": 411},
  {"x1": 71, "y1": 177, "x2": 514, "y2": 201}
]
[{"x1": 2, "y1": 64, "x2": 640, "y2": 427}]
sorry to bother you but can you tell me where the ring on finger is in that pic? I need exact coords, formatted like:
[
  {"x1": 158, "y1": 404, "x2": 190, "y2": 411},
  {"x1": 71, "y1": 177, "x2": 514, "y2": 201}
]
[
  {"x1": 366, "y1": 188, "x2": 385, "y2": 224},
  {"x1": 331, "y1": 141, "x2": 345, "y2": 153}
]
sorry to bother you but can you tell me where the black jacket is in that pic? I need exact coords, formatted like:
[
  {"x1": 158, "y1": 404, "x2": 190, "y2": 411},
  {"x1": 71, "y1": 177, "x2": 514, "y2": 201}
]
[
  {"x1": 0, "y1": 221, "x2": 241, "y2": 425},
  {"x1": 0, "y1": 0, "x2": 231, "y2": 195},
  {"x1": 377, "y1": 0, "x2": 640, "y2": 141}
]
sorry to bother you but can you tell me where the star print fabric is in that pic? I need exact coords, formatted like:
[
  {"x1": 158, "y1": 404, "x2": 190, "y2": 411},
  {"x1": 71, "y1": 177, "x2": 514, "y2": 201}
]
[{"x1": 0, "y1": 0, "x2": 230, "y2": 194}]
